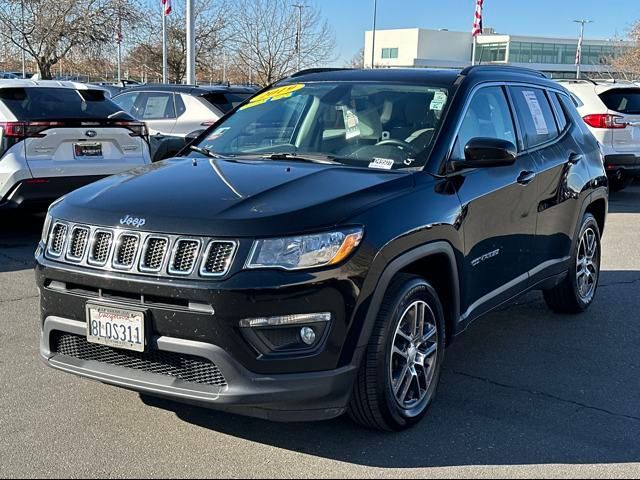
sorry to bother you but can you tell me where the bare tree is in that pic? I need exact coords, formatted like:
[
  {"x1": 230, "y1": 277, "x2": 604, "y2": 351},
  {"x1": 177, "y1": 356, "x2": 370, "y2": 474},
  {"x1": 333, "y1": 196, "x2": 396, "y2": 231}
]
[
  {"x1": 611, "y1": 22, "x2": 640, "y2": 80},
  {"x1": 230, "y1": 0, "x2": 336, "y2": 85},
  {"x1": 0, "y1": 0, "x2": 139, "y2": 79},
  {"x1": 344, "y1": 48, "x2": 365, "y2": 69}
]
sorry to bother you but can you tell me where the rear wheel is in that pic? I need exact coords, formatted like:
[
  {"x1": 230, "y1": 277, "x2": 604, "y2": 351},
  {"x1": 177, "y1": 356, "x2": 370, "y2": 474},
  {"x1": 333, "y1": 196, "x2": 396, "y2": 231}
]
[
  {"x1": 348, "y1": 274, "x2": 446, "y2": 431},
  {"x1": 543, "y1": 213, "x2": 601, "y2": 314}
]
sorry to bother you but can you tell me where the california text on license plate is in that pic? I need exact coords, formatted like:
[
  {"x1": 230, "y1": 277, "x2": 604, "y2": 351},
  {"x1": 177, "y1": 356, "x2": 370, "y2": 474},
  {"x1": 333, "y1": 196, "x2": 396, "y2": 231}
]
[{"x1": 86, "y1": 305, "x2": 145, "y2": 352}]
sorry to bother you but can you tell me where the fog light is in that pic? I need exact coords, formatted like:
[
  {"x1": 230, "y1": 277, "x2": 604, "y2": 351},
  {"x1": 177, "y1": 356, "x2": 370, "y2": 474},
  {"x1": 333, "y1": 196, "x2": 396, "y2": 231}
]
[{"x1": 300, "y1": 327, "x2": 316, "y2": 345}]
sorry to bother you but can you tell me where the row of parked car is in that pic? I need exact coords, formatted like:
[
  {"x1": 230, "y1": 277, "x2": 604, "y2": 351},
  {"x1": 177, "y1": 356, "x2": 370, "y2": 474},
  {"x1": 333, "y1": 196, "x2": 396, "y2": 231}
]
[{"x1": 0, "y1": 71, "x2": 638, "y2": 212}]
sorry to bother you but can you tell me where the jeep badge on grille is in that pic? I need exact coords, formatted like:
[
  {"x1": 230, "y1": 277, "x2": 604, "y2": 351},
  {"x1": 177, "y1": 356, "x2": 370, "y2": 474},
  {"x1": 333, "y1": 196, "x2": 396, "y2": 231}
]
[{"x1": 120, "y1": 215, "x2": 146, "y2": 228}]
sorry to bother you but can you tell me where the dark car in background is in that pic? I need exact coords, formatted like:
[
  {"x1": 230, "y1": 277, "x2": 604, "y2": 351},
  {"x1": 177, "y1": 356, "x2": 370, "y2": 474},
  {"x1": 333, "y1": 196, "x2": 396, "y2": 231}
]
[{"x1": 37, "y1": 66, "x2": 607, "y2": 431}]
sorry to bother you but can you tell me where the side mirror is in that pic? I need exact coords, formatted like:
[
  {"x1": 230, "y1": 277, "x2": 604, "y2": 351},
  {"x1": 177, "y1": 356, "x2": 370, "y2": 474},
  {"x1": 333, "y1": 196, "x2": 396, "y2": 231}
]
[{"x1": 452, "y1": 138, "x2": 517, "y2": 171}]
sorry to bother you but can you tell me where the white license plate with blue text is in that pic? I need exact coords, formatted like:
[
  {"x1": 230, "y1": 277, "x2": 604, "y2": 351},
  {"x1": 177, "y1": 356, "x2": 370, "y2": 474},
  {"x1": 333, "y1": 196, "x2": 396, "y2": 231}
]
[{"x1": 86, "y1": 305, "x2": 145, "y2": 352}]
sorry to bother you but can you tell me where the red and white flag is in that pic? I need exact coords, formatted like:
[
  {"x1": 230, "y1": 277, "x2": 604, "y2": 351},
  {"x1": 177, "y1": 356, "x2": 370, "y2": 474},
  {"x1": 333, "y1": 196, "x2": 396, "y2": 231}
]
[
  {"x1": 472, "y1": 0, "x2": 484, "y2": 37},
  {"x1": 162, "y1": 0, "x2": 172, "y2": 16}
]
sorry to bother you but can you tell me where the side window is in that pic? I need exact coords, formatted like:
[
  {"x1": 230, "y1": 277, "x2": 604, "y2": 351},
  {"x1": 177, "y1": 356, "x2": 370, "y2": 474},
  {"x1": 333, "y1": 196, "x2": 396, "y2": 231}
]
[
  {"x1": 549, "y1": 92, "x2": 568, "y2": 132},
  {"x1": 509, "y1": 86, "x2": 559, "y2": 148},
  {"x1": 113, "y1": 92, "x2": 140, "y2": 116},
  {"x1": 452, "y1": 86, "x2": 517, "y2": 160},
  {"x1": 175, "y1": 94, "x2": 186, "y2": 117},
  {"x1": 137, "y1": 92, "x2": 176, "y2": 120}
]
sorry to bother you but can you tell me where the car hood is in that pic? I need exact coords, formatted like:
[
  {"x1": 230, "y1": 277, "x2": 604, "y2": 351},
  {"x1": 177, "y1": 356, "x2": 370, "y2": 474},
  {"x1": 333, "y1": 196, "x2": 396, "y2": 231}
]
[{"x1": 52, "y1": 158, "x2": 415, "y2": 237}]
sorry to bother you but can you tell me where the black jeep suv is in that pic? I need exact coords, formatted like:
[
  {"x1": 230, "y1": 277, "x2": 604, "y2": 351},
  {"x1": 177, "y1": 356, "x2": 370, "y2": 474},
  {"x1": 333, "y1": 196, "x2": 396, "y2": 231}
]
[{"x1": 36, "y1": 66, "x2": 608, "y2": 431}]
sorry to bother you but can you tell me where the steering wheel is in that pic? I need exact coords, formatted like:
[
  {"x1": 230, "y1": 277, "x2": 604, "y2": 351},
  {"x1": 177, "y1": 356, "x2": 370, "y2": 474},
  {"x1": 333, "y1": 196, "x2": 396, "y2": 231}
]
[{"x1": 375, "y1": 139, "x2": 419, "y2": 156}]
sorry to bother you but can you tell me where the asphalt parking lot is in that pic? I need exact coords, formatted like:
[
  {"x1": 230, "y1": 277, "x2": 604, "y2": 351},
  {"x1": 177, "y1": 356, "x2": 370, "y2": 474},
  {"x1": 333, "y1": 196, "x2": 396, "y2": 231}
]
[{"x1": 1, "y1": 186, "x2": 639, "y2": 479}]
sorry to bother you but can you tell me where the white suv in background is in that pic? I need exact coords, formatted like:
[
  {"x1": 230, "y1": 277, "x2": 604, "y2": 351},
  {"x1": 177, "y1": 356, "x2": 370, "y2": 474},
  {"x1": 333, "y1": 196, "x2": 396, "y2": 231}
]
[
  {"x1": 560, "y1": 79, "x2": 640, "y2": 191},
  {"x1": 0, "y1": 80, "x2": 151, "y2": 210}
]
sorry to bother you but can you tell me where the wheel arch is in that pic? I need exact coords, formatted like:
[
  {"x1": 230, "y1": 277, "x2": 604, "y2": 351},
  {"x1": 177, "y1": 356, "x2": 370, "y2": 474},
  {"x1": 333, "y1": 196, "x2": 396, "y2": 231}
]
[{"x1": 355, "y1": 241, "x2": 461, "y2": 352}]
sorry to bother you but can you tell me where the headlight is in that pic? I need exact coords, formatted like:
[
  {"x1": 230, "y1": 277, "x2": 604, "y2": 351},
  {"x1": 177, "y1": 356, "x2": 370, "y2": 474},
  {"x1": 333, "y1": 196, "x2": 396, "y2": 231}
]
[{"x1": 246, "y1": 228, "x2": 364, "y2": 270}]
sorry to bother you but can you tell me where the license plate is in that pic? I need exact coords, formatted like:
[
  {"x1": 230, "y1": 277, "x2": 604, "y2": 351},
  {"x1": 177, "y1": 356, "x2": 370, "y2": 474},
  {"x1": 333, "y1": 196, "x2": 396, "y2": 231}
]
[
  {"x1": 86, "y1": 305, "x2": 145, "y2": 352},
  {"x1": 74, "y1": 143, "x2": 103, "y2": 158}
]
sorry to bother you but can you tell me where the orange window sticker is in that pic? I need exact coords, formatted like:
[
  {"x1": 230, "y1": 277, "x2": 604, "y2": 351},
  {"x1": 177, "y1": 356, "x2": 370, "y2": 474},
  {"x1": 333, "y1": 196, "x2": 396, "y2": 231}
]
[{"x1": 240, "y1": 84, "x2": 305, "y2": 110}]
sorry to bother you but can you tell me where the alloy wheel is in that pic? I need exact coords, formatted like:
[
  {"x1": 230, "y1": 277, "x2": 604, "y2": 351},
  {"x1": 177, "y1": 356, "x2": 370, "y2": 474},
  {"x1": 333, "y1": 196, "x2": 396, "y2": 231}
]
[
  {"x1": 576, "y1": 227, "x2": 599, "y2": 302},
  {"x1": 389, "y1": 300, "x2": 439, "y2": 410}
]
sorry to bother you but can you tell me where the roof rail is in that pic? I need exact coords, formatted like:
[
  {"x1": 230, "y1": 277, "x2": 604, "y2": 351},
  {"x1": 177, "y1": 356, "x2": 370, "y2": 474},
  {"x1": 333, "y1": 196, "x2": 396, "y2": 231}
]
[
  {"x1": 461, "y1": 64, "x2": 547, "y2": 78},
  {"x1": 556, "y1": 78, "x2": 599, "y2": 85},
  {"x1": 290, "y1": 68, "x2": 354, "y2": 78}
]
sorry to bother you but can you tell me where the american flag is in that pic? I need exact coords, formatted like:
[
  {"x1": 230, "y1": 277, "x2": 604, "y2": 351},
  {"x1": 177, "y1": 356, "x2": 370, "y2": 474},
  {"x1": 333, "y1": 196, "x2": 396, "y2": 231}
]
[
  {"x1": 472, "y1": 0, "x2": 484, "y2": 37},
  {"x1": 162, "y1": 0, "x2": 172, "y2": 16}
]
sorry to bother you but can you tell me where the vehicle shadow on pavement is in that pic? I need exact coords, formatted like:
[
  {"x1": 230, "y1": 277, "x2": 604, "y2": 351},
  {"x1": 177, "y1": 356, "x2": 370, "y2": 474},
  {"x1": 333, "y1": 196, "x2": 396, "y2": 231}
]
[
  {"x1": 0, "y1": 213, "x2": 42, "y2": 273},
  {"x1": 142, "y1": 269, "x2": 640, "y2": 469}
]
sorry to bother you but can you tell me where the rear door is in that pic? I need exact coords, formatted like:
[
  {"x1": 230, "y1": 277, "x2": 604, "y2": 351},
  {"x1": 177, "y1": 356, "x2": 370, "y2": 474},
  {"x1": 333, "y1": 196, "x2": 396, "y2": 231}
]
[
  {"x1": 598, "y1": 87, "x2": 640, "y2": 153},
  {"x1": 0, "y1": 87, "x2": 148, "y2": 179},
  {"x1": 133, "y1": 91, "x2": 178, "y2": 135},
  {"x1": 509, "y1": 86, "x2": 583, "y2": 279}
]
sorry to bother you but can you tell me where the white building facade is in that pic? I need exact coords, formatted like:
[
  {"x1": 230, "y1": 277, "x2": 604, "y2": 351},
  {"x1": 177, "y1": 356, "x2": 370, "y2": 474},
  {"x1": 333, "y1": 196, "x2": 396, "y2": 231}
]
[{"x1": 364, "y1": 28, "x2": 636, "y2": 79}]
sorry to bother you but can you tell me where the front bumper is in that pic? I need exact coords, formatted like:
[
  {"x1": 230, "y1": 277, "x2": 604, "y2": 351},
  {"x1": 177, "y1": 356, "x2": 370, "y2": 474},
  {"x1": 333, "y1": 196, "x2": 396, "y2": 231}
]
[
  {"x1": 36, "y1": 247, "x2": 369, "y2": 422},
  {"x1": 40, "y1": 316, "x2": 358, "y2": 422}
]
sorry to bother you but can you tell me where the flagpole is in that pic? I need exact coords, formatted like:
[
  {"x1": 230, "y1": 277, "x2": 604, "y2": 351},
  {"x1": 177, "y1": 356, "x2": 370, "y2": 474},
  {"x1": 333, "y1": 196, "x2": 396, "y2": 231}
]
[
  {"x1": 471, "y1": 36, "x2": 477, "y2": 65},
  {"x1": 162, "y1": 3, "x2": 168, "y2": 84},
  {"x1": 186, "y1": 0, "x2": 196, "y2": 85}
]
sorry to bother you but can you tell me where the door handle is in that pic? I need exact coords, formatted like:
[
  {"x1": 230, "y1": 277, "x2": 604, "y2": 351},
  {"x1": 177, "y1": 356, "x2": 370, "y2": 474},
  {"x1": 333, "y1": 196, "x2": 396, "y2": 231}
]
[
  {"x1": 517, "y1": 170, "x2": 536, "y2": 186},
  {"x1": 568, "y1": 153, "x2": 583, "y2": 165}
]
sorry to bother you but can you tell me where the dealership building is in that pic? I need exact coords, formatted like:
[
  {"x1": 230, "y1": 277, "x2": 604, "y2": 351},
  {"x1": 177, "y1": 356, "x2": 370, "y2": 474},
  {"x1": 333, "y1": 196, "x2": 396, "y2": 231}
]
[{"x1": 364, "y1": 28, "x2": 636, "y2": 78}]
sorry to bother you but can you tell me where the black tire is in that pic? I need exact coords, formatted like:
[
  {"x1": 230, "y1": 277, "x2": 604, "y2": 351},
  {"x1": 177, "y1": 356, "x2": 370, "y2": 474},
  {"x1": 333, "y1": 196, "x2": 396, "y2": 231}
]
[
  {"x1": 348, "y1": 274, "x2": 446, "y2": 431},
  {"x1": 543, "y1": 213, "x2": 601, "y2": 314}
]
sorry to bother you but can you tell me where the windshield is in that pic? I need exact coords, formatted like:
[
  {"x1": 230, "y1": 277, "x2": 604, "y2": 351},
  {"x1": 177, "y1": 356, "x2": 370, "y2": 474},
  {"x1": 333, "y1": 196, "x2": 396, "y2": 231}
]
[{"x1": 189, "y1": 82, "x2": 450, "y2": 170}]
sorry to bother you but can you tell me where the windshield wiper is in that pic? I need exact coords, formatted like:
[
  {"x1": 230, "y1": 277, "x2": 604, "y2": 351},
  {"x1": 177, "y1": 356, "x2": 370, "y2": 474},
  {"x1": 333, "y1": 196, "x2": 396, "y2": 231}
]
[
  {"x1": 189, "y1": 145, "x2": 224, "y2": 159},
  {"x1": 261, "y1": 152, "x2": 340, "y2": 165}
]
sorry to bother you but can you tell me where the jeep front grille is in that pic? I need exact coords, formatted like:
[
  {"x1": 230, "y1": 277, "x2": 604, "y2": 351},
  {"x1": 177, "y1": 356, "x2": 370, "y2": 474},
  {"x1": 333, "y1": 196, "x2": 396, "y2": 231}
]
[
  {"x1": 113, "y1": 234, "x2": 139, "y2": 269},
  {"x1": 47, "y1": 223, "x2": 68, "y2": 257},
  {"x1": 170, "y1": 239, "x2": 201, "y2": 275},
  {"x1": 141, "y1": 237, "x2": 168, "y2": 272},
  {"x1": 201, "y1": 241, "x2": 237, "y2": 276},
  {"x1": 89, "y1": 231, "x2": 112, "y2": 266},
  {"x1": 67, "y1": 226, "x2": 90, "y2": 261},
  {"x1": 43, "y1": 221, "x2": 237, "y2": 280}
]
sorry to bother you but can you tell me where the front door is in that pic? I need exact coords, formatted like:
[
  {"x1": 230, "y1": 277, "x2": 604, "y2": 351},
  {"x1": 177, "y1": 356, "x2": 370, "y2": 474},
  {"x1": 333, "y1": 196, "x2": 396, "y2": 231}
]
[{"x1": 451, "y1": 85, "x2": 539, "y2": 321}]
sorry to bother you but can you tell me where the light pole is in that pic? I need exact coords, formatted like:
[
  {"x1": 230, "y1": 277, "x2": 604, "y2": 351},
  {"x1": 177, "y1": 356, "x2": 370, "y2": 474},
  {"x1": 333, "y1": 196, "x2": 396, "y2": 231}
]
[
  {"x1": 574, "y1": 19, "x2": 593, "y2": 80},
  {"x1": 186, "y1": 0, "x2": 196, "y2": 84},
  {"x1": 20, "y1": 0, "x2": 26, "y2": 78},
  {"x1": 292, "y1": 3, "x2": 305, "y2": 72},
  {"x1": 371, "y1": 0, "x2": 378, "y2": 68}
]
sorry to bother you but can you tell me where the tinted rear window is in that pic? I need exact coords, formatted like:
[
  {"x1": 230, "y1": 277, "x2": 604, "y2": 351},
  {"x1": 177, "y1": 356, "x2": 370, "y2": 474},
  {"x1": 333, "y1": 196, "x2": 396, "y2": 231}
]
[
  {"x1": 202, "y1": 92, "x2": 253, "y2": 113},
  {"x1": 0, "y1": 88, "x2": 124, "y2": 121},
  {"x1": 599, "y1": 88, "x2": 640, "y2": 114}
]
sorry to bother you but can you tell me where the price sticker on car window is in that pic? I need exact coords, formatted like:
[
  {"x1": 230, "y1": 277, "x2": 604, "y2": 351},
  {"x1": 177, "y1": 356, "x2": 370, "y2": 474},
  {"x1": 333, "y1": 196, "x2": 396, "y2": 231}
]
[{"x1": 240, "y1": 84, "x2": 305, "y2": 110}]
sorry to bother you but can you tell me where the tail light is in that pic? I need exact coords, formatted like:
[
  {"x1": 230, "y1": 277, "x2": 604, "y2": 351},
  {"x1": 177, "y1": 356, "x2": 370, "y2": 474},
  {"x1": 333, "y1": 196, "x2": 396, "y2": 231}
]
[
  {"x1": 115, "y1": 121, "x2": 149, "y2": 139},
  {"x1": 0, "y1": 121, "x2": 64, "y2": 139},
  {"x1": 583, "y1": 114, "x2": 627, "y2": 129}
]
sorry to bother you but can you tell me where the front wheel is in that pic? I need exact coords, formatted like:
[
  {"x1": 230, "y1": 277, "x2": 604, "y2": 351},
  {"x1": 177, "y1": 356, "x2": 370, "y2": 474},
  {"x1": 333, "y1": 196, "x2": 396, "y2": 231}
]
[
  {"x1": 348, "y1": 274, "x2": 446, "y2": 431},
  {"x1": 543, "y1": 213, "x2": 602, "y2": 314}
]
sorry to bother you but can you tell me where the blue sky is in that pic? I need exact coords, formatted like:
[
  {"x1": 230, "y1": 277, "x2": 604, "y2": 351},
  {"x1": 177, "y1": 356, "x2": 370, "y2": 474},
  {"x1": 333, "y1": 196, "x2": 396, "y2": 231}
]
[{"x1": 321, "y1": 0, "x2": 639, "y2": 65}]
